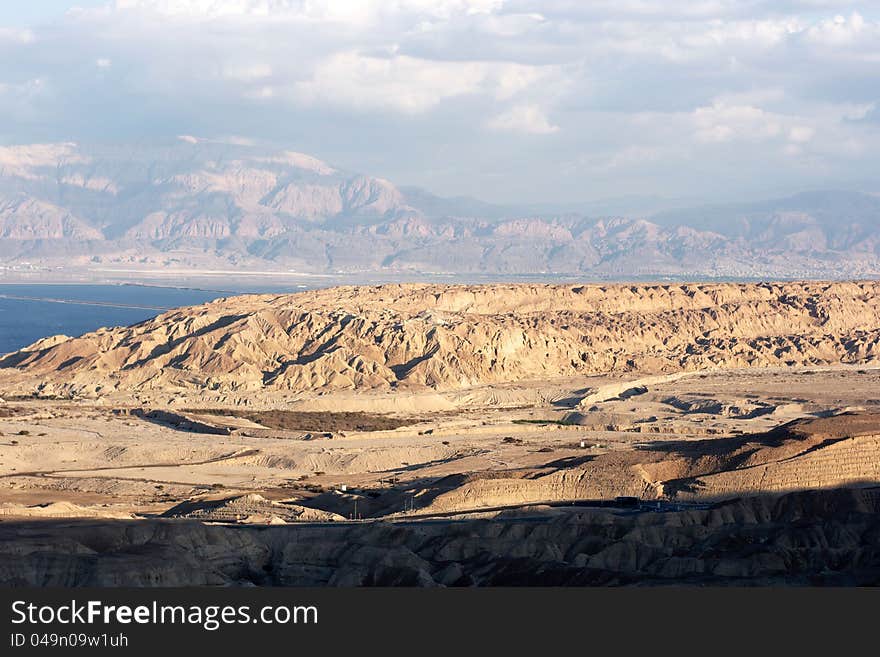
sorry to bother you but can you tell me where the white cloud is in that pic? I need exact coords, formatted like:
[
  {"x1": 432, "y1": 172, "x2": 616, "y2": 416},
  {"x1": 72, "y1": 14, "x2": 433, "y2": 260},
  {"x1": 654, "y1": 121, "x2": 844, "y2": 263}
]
[
  {"x1": 111, "y1": 0, "x2": 503, "y2": 21},
  {"x1": 806, "y1": 12, "x2": 868, "y2": 46},
  {"x1": 788, "y1": 125, "x2": 815, "y2": 143},
  {"x1": 293, "y1": 52, "x2": 486, "y2": 113},
  {"x1": 0, "y1": 27, "x2": 34, "y2": 44},
  {"x1": 112, "y1": 1, "x2": 299, "y2": 17},
  {"x1": 222, "y1": 63, "x2": 272, "y2": 82},
  {"x1": 293, "y1": 51, "x2": 551, "y2": 114},
  {"x1": 493, "y1": 65, "x2": 549, "y2": 101},
  {"x1": 487, "y1": 104, "x2": 559, "y2": 135},
  {"x1": 0, "y1": 0, "x2": 879, "y2": 202},
  {"x1": 694, "y1": 103, "x2": 783, "y2": 143},
  {"x1": 245, "y1": 85, "x2": 275, "y2": 99}
]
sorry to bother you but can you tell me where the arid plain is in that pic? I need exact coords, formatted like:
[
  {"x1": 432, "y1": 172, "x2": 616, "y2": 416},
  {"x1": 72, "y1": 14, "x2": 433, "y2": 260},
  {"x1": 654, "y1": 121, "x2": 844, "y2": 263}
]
[{"x1": 2, "y1": 281, "x2": 880, "y2": 585}]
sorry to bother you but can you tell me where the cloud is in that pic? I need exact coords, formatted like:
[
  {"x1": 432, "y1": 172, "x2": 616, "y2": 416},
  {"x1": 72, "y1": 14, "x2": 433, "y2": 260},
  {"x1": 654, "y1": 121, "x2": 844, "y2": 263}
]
[
  {"x1": 805, "y1": 12, "x2": 873, "y2": 47},
  {"x1": 694, "y1": 103, "x2": 784, "y2": 143},
  {"x1": 788, "y1": 125, "x2": 815, "y2": 143},
  {"x1": 109, "y1": 0, "x2": 504, "y2": 21},
  {"x1": 0, "y1": 27, "x2": 34, "y2": 44},
  {"x1": 295, "y1": 52, "x2": 486, "y2": 113},
  {"x1": 487, "y1": 104, "x2": 559, "y2": 135},
  {"x1": 291, "y1": 51, "x2": 555, "y2": 113},
  {"x1": 222, "y1": 63, "x2": 272, "y2": 82},
  {"x1": 0, "y1": 0, "x2": 877, "y2": 204}
]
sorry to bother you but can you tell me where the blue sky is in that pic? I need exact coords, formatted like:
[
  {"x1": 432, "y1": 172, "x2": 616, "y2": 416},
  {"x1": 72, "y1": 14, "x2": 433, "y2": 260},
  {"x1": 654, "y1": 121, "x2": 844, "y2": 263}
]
[
  {"x1": 0, "y1": 2, "x2": 105, "y2": 27},
  {"x1": 0, "y1": 1, "x2": 879, "y2": 204}
]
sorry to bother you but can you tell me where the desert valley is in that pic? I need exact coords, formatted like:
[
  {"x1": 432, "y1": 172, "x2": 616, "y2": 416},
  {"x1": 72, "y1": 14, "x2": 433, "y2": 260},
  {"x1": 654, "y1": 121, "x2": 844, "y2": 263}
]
[
  {"x1": 1, "y1": 281, "x2": 879, "y2": 585},
  {"x1": 5, "y1": 7, "x2": 880, "y2": 653}
]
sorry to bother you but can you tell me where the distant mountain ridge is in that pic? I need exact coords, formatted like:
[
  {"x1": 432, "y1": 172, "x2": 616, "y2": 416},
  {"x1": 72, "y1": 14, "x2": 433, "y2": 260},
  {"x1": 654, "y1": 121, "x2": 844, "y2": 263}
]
[{"x1": 0, "y1": 138, "x2": 878, "y2": 279}]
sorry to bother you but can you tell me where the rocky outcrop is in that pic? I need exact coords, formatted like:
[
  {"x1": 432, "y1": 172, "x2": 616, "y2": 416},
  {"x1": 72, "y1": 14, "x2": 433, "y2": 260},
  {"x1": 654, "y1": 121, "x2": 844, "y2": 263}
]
[
  {"x1": 1, "y1": 281, "x2": 878, "y2": 397},
  {"x1": 162, "y1": 493, "x2": 345, "y2": 524},
  {"x1": 390, "y1": 412, "x2": 880, "y2": 513},
  {"x1": 2, "y1": 487, "x2": 879, "y2": 586}
]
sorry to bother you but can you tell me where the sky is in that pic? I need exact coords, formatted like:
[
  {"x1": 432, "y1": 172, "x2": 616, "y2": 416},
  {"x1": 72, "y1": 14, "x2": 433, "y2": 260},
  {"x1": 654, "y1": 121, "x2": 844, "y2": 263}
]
[{"x1": 0, "y1": 1, "x2": 878, "y2": 205}]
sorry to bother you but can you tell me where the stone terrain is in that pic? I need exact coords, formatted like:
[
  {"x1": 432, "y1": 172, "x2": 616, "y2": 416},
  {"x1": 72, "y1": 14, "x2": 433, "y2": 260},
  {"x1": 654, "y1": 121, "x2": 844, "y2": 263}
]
[
  {"x1": 1, "y1": 281, "x2": 878, "y2": 399},
  {"x1": 1, "y1": 282, "x2": 879, "y2": 586},
  {"x1": 2, "y1": 486, "x2": 879, "y2": 586}
]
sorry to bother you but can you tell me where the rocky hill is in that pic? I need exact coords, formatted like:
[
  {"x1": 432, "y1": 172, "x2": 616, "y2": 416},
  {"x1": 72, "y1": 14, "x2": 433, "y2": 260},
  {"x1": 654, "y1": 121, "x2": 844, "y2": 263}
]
[
  {"x1": 1, "y1": 281, "x2": 878, "y2": 397},
  {"x1": 1, "y1": 140, "x2": 879, "y2": 278},
  {"x1": 3, "y1": 486, "x2": 880, "y2": 585},
  {"x1": 404, "y1": 412, "x2": 880, "y2": 513}
]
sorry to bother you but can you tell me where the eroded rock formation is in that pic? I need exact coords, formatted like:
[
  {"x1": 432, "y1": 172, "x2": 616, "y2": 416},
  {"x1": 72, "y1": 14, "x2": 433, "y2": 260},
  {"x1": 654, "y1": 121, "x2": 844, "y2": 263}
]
[{"x1": 2, "y1": 281, "x2": 878, "y2": 398}]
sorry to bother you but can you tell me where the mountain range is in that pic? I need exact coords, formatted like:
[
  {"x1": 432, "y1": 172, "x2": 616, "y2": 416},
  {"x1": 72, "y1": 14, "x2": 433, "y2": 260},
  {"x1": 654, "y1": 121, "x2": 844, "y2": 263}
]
[{"x1": 1, "y1": 138, "x2": 878, "y2": 279}]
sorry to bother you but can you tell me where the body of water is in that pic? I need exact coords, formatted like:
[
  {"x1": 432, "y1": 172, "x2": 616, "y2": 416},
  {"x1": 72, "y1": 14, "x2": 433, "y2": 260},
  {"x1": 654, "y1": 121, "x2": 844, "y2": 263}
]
[{"x1": 0, "y1": 285, "x2": 231, "y2": 354}]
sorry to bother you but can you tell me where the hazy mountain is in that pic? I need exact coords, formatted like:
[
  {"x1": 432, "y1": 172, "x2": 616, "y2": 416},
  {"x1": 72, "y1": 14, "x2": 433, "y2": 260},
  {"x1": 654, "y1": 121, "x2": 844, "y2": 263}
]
[
  {"x1": 651, "y1": 191, "x2": 880, "y2": 243},
  {"x1": 0, "y1": 138, "x2": 878, "y2": 280},
  {"x1": 399, "y1": 189, "x2": 698, "y2": 221}
]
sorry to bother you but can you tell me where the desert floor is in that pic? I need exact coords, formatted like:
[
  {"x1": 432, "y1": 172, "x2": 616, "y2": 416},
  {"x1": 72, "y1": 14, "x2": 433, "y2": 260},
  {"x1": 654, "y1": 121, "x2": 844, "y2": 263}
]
[{"x1": 2, "y1": 365, "x2": 878, "y2": 523}]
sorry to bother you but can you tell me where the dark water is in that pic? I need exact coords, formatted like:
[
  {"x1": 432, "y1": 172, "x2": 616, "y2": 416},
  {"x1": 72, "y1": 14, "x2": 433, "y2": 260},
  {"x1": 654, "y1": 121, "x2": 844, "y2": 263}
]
[{"x1": 0, "y1": 285, "x2": 229, "y2": 354}]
